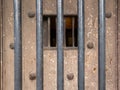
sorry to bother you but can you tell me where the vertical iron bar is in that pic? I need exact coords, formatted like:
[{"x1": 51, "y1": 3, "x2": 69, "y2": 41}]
[
  {"x1": 36, "y1": 0, "x2": 43, "y2": 90},
  {"x1": 98, "y1": 0, "x2": 106, "y2": 90},
  {"x1": 78, "y1": 0, "x2": 85, "y2": 89},
  {"x1": 48, "y1": 17, "x2": 50, "y2": 47},
  {"x1": 64, "y1": 19, "x2": 66, "y2": 47},
  {"x1": 72, "y1": 17, "x2": 75, "y2": 47},
  {"x1": 13, "y1": 0, "x2": 22, "y2": 90},
  {"x1": 57, "y1": 0, "x2": 64, "y2": 90}
]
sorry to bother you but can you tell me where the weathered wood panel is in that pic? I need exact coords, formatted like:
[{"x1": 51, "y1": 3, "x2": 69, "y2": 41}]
[
  {"x1": 2, "y1": 0, "x2": 14, "y2": 90},
  {"x1": 22, "y1": 0, "x2": 36, "y2": 89},
  {"x1": 85, "y1": 0, "x2": 118, "y2": 89},
  {"x1": 85, "y1": 0, "x2": 98, "y2": 89},
  {"x1": 105, "y1": 0, "x2": 118, "y2": 89},
  {"x1": 118, "y1": 0, "x2": 120, "y2": 89},
  {"x1": 0, "y1": 0, "x2": 2, "y2": 89}
]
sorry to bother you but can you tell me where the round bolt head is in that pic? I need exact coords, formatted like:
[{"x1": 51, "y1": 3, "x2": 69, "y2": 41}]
[
  {"x1": 106, "y1": 12, "x2": 112, "y2": 18},
  {"x1": 29, "y1": 73, "x2": 36, "y2": 80},
  {"x1": 9, "y1": 43, "x2": 14, "y2": 49},
  {"x1": 67, "y1": 73, "x2": 74, "y2": 80},
  {"x1": 87, "y1": 42, "x2": 94, "y2": 49},
  {"x1": 28, "y1": 11, "x2": 35, "y2": 18}
]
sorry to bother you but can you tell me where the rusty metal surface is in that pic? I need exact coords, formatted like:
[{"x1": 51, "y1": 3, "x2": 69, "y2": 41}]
[{"x1": 1, "y1": 0, "x2": 118, "y2": 90}]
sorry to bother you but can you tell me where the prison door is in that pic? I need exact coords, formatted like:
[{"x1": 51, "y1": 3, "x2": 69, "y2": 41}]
[{"x1": 1, "y1": 0, "x2": 118, "y2": 90}]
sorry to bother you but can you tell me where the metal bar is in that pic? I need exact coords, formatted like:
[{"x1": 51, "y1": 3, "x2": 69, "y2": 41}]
[
  {"x1": 64, "y1": 19, "x2": 66, "y2": 47},
  {"x1": 57, "y1": 0, "x2": 64, "y2": 89},
  {"x1": 98, "y1": 0, "x2": 106, "y2": 90},
  {"x1": 36, "y1": 0, "x2": 43, "y2": 90},
  {"x1": 48, "y1": 17, "x2": 50, "y2": 47},
  {"x1": 13, "y1": 0, "x2": 22, "y2": 90},
  {"x1": 72, "y1": 17, "x2": 75, "y2": 47},
  {"x1": 78, "y1": 0, "x2": 85, "y2": 89}
]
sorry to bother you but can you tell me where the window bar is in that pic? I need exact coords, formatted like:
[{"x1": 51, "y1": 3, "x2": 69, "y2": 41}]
[
  {"x1": 98, "y1": 0, "x2": 106, "y2": 90},
  {"x1": 64, "y1": 18, "x2": 66, "y2": 47},
  {"x1": 48, "y1": 17, "x2": 50, "y2": 47},
  {"x1": 13, "y1": 0, "x2": 22, "y2": 90},
  {"x1": 72, "y1": 17, "x2": 75, "y2": 47},
  {"x1": 57, "y1": 0, "x2": 64, "y2": 90},
  {"x1": 78, "y1": 0, "x2": 85, "y2": 89},
  {"x1": 36, "y1": 0, "x2": 43, "y2": 90}
]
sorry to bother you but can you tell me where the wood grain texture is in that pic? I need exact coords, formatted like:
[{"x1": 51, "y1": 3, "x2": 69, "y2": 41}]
[
  {"x1": 105, "y1": 0, "x2": 118, "y2": 89},
  {"x1": 118, "y1": 0, "x2": 120, "y2": 89},
  {"x1": 2, "y1": 0, "x2": 14, "y2": 90},
  {"x1": 0, "y1": 0, "x2": 2, "y2": 89},
  {"x1": 85, "y1": 0, "x2": 118, "y2": 89},
  {"x1": 22, "y1": 0, "x2": 36, "y2": 89}
]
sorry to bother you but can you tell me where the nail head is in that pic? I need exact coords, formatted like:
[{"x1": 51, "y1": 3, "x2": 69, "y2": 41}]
[{"x1": 67, "y1": 73, "x2": 74, "y2": 80}]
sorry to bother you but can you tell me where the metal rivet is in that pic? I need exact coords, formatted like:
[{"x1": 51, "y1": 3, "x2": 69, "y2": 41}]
[
  {"x1": 28, "y1": 11, "x2": 35, "y2": 18},
  {"x1": 9, "y1": 43, "x2": 14, "y2": 49},
  {"x1": 67, "y1": 73, "x2": 74, "y2": 80},
  {"x1": 93, "y1": 67, "x2": 96, "y2": 71},
  {"x1": 87, "y1": 42, "x2": 94, "y2": 49},
  {"x1": 29, "y1": 73, "x2": 36, "y2": 80},
  {"x1": 106, "y1": 12, "x2": 112, "y2": 18}
]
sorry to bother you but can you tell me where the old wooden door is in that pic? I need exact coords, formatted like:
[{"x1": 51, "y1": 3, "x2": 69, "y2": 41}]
[{"x1": 0, "y1": 0, "x2": 119, "y2": 90}]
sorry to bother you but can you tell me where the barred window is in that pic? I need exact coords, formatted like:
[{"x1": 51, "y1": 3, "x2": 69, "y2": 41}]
[{"x1": 43, "y1": 16, "x2": 78, "y2": 48}]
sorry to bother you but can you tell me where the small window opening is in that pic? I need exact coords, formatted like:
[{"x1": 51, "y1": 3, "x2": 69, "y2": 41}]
[
  {"x1": 43, "y1": 16, "x2": 78, "y2": 48},
  {"x1": 74, "y1": 17, "x2": 78, "y2": 47}
]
